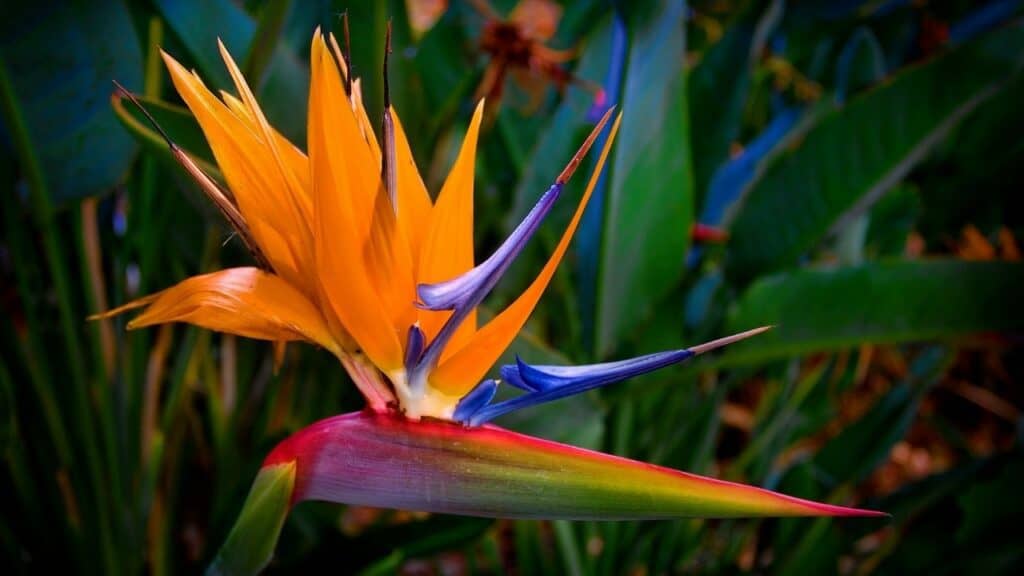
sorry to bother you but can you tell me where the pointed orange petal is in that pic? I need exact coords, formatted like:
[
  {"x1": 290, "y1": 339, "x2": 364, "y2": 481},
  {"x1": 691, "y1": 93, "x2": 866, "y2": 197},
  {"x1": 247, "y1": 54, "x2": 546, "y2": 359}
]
[
  {"x1": 306, "y1": 35, "x2": 379, "y2": 240},
  {"x1": 161, "y1": 52, "x2": 307, "y2": 289},
  {"x1": 115, "y1": 268, "x2": 336, "y2": 352},
  {"x1": 418, "y1": 101, "x2": 485, "y2": 349},
  {"x1": 309, "y1": 35, "x2": 404, "y2": 373},
  {"x1": 220, "y1": 90, "x2": 311, "y2": 199},
  {"x1": 391, "y1": 109, "x2": 433, "y2": 273},
  {"x1": 364, "y1": 187, "x2": 417, "y2": 332},
  {"x1": 351, "y1": 78, "x2": 382, "y2": 166},
  {"x1": 216, "y1": 40, "x2": 314, "y2": 249},
  {"x1": 429, "y1": 113, "x2": 622, "y2": 395}
]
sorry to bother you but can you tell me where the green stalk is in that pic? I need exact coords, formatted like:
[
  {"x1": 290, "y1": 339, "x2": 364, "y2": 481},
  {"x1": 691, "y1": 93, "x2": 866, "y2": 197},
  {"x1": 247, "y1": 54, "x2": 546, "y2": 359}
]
[
  {"x1": 75, "y1": 200, "x2": 131, "y2": 563},
  {"x1": 0, "y1": 56, "x2": 117, "y2": 574},
  {"x1": 0, "y1": 193, "x2": 73, "y2": 465},
  {"x1": 206, "y1": 462, "x2": 295, "y2": 576},
  {"x1": 552, "y1": 520, "x2": 584, "y2": 576},
  {"x1": 137, "y1": 16, "x2": 164, "y2": 295}
]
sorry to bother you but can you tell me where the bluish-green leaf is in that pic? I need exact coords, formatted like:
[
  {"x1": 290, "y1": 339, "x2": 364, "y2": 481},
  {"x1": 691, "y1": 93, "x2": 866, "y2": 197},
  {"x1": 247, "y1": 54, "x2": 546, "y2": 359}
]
[
  {"x1": 0, "y1": 0, "x2": 141, "y2": 201},
  {"x1": 721, "y1": 260, "x2": 1024, "y2": 365},
  {"x1": 727, "y1": 22, "x2": 1024, "y2": 280},
  {"x1": 597, "y1": 0, "x2": 693, "y2": 356}
]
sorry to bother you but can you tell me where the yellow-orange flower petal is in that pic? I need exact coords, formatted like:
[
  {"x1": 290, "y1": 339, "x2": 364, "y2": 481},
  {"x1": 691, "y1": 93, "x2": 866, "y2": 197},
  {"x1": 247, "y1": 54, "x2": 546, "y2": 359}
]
[
  {"x1": 392, "y1": 109, "x2": 433, "y2": 273},
  {"x1": 161, "y1": 51, "x2": 309, "y2": 291},
  {"x1": 429, "y1": 113, "x2": 622, "y2": 395},
  {"x1": 418, "y1": 100, "x2": 485, "y2": 350},
  {"x1": 117, "y1": 267, "x2": 336, "y2": 351},
  {"x1": 219, "y1": 90, "x2": 311, "y2": 198},
  {"x1": 309, "y1": 34, "x2": 404, "y2": 373}
]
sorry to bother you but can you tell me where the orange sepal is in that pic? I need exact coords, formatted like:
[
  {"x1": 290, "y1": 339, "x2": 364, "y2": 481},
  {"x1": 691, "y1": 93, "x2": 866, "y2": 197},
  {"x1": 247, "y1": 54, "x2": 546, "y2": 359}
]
[
  {"x1": 101, "y1": 268, "x2": 336, "y2": 352},
  {"x1": 161, "y1": 51, "x2": 308, "y2": 290},
  {"x1": 308, "y1": 34, "x2": 404, "y2": 372}
]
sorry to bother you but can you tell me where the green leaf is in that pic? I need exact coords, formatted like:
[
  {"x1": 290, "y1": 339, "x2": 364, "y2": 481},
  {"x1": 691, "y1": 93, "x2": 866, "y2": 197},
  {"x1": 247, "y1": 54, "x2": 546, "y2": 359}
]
[
  {"x1": 243, "y1": 0, "x2": 293, "y2": 86},
  {"x1": 726, "y1": 22, "x2": 1024, "y2": 280},
  {"x1": 207, "y1": 462, "x2": 296, "y2": 576},
  {"x1": 720, "y1": 260, "x2": 1024, "y2": 365},
  {"x1": 0, "y1": 0, "x2": 141, "y2": 201},
  {"x1": 917, "y1": 73, "x2": 1024, "y2": 244},
  {"x1": 596, "y1": 0, "x2": 693, "y2": 356}
]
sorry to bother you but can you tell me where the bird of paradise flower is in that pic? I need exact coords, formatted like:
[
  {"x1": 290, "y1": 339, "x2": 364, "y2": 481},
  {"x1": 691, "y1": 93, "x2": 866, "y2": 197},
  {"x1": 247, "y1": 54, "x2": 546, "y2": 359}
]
[{"x1": 100, "y1": 28, "x2": 884, "y2": 575}]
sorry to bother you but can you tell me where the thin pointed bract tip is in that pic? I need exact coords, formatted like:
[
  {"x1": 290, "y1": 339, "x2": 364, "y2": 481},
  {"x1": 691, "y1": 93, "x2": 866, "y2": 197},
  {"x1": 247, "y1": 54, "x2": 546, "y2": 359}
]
[
  {"x1": 383, "y1": 20, "x2": 393, "y2": 107},
  {"x1": 112, "y1": 80, "x2": 175, "y2": 149},
  {"x1": 556, "y1": 106, "x2": 616, "y2": 184},
  {"x1": 688, "y1": 325, "x2": 773, "y2": 355}
]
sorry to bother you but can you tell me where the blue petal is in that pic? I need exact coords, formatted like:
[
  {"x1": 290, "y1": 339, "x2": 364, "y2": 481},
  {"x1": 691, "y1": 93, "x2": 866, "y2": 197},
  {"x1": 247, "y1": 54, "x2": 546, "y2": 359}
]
[
  {"x1": 458, "y1": 327, "x2": 773, "y2": 426},
  {"x1": 453, "y1": 379, "x2": 498, "y2": 423},
  {"x1": 464, "y1": 349, "x2": 695, "y2": 426},
  {"x1": 404, "y1": 324, "x2": 425, "y2": 372},
  {"x1": 417, "y1": 183, "x2": 563, "y2": 311},
  {"x1": 499, "y1": 363, "x2": 538, "y2": 391}
]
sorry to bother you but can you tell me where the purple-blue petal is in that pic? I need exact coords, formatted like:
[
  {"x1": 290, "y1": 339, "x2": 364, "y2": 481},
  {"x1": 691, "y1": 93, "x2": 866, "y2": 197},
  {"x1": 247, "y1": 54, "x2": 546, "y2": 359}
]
[
  {"x1": 499, "y1": 363, "x2": 538, "y2": 391},
  {"x1": 417, "y1": 183, "x2": 563, "y2": 311},
  {"x1": 462, "y1": 349, "x2": 696, "y2": 425},
  {"x1": 404, "y1": 324, "x2": 425, "y2": 372},
  {"x1": 453, "y1": 379, "x2": 498, "y2": 423},
  {"x1": 409, "y1": 182, "x2": 565, "y2": 392}
]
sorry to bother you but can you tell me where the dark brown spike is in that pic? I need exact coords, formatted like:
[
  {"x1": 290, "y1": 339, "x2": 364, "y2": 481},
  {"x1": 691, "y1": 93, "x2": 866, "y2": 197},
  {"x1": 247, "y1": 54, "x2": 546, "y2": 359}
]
[
  {"x1": 342, "y1": 11, "x2": 353, "y2": 96},
  {"x1": 113, "y1": 80, "x2": 175, "y2": 150},
  {"x1": 556, "y1": 106, "x2": 615, "y2": 185},
  {"x1": 380, "y1": 20, "x2": 397, "y2": 212}
]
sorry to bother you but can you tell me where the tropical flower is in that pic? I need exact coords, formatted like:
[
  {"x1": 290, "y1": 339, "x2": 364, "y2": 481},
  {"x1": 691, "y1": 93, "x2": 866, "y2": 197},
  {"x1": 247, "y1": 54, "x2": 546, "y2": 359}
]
[{"x1": 103, "y1": 29, "x2": 884, "y2": 575}]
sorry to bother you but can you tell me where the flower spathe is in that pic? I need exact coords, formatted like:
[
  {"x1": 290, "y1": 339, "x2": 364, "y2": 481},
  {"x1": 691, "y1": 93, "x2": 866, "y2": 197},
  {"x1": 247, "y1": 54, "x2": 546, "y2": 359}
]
[{"x1": 100, "y1": 29, "x2": 751, "y2": 423}]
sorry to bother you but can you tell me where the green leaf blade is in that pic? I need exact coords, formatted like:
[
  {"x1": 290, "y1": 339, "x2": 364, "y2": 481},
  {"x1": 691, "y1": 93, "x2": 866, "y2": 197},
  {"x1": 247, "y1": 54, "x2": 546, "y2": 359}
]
[
  {"x1": 721, "y1": 260, "x2": 1024, "y2": 365},
  {"x1": 727, "y1": 22, "x2": 1024, "y2": 280},
  {"x1": 597, "y1": 0, "x2": 693, "y2": 356}
]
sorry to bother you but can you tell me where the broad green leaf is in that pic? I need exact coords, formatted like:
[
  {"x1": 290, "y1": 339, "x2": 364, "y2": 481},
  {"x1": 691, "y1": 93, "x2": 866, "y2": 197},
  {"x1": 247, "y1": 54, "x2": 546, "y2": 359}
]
[
  {"x1": 153, "y1": 0, "x2": 309, "y2": 143},
  {"x1": 726, "y1": 22, "x2": 1024, "y2": 280},
  {"x1": 597, "y1": 0, "x2": 693, "y2": 357},
  {"x1": 917, "y1": 73, "x2": 1024, "y2": 244},
  {"x1": 0, "y1": 0, "x2": 141, "y2": 201},
  {"x1": 720, "y1": 260, "x2": 1024, "y2": 365}
]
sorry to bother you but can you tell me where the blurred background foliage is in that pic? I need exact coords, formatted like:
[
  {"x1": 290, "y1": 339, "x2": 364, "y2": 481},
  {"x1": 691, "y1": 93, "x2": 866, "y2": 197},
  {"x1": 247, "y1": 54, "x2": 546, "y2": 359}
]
[{"x1": 2, "y1": 0, "x2": 1024, "y2": 573}]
